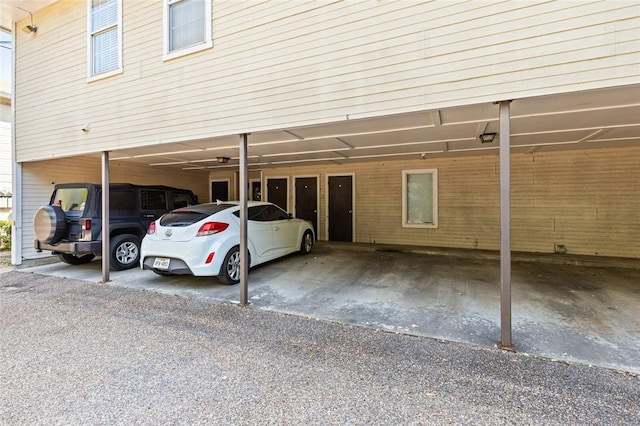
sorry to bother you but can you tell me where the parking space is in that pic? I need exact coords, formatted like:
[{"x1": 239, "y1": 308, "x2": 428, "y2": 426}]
[{"x1": 19, "y1": 242, "x2": 640, "y2": 374}]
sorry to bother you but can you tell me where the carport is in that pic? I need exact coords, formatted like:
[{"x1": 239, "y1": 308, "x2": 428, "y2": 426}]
[
  {"x1": 4, "y1": 0, "x2": 638, "y2": 384},
  {"x1": 12, "y1": 85, "x2": 640, "y2": 356}
]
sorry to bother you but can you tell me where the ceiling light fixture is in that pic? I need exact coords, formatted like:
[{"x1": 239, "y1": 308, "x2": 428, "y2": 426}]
[
  {"x1": 216, "y1": 156, "x2": 230, "y2": 164},
  {"x1": 479, "y1": 132, "x2": 497, "y2": 143}
]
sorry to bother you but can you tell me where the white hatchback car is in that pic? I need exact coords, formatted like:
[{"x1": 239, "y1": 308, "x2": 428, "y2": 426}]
[{"x1": 140, "y1": 201, "x2": 314, "y2": 284}]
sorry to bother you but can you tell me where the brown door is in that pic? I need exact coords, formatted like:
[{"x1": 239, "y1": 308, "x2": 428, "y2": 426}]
[
  {"x1": 251, "y1": 181, "x2": 262, "y2": 201},
  {"x1": 328, "y1": 175, "x2": 353, "y2": 242},
  {"x1": 211, "y1": 181, "x2": 229, "y2": 202},
  {"x1": 295, "y1": 177, "x2": 318, "y2": 235},
  {"x1": 267, "y1": 178, "x2": 288, "y2": 211}
]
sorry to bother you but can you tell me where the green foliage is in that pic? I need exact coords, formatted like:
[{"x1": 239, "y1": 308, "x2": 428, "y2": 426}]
[{"x1": 0, "y1": 220, "x2": 10, "y2": 251}]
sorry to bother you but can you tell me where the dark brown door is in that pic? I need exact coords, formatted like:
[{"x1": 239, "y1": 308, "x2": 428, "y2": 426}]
[
  {"x1": 295, "y1": 177, "x2": 318, "y2": 235},
  {"x1": 251, "y1": 181, "x2": 262, "y2": 201},
  {"x1": 267, "y1": 178, "x2": 288, "y2": 211},
  {"x1": 328, "y1": 175, "x2": 353, "y2": 242},
  {"x1": 211, "y1": 181, "x2": 229, "y2": 202}
]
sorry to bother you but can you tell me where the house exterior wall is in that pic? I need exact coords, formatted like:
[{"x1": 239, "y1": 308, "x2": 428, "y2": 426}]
[
  {"x1": 254, "y1": 146, "x2": 640, "y2": 258},
  {"x1": 14, "y1": 1, "x2": 640, "y2": 162},
  {"x1": 17, "y1": 146, "x2": 640, "y2": 261},
  {"x1": 19, "y1": 156, "x2": 209, "y2": 261}
]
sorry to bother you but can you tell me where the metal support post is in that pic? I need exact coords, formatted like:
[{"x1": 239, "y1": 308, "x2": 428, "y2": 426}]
[
  {"x1": 498, "y1": 101, "x2": 514, "y2": 351},
  {"x1": 239, "y1": 134, "x2": 249, "y2": 305},
  {"x1": 101, "y1": 151, "x2": 110, "y2": 283}
]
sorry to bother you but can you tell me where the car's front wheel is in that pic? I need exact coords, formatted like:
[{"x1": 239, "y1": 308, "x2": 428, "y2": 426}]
[
  {"x1": 300, "y1": 230, "x2": 313, "y2": 254},
  {"x1": 110, "y1": 234, "x2": 141, "y2": 271}
]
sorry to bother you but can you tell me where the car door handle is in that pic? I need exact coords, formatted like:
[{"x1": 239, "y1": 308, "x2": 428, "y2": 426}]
[{"x1": 273, "y1": 226, "x2": 280, "y2": 231}]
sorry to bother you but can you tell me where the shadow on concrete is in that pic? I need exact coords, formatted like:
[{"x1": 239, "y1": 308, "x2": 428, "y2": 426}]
[{"x1": 14, "y1": 242, "x2": 640, "y2": 374}]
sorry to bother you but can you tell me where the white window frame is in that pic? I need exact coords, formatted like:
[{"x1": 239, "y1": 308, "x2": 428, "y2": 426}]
[
  {"x1": 402, "y1": 169, "x2": 438, "y2": 229},
  {"x1": 87, "y1": 0, "x2": 123, "y2": 82},
  {"x1": 163, "y1": 0, "x2": 213, "y2": 61}
]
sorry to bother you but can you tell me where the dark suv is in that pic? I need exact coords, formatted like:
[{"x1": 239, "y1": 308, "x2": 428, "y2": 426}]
[{"x1": 34, "y1": 183, "x2": 198, "y2": 270}]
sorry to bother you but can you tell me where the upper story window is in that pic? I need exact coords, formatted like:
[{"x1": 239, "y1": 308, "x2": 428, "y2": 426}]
[
  {"x1": 402, "y1": 169, "x2": 438, "y2": 228},
  {"x1": 163, "y1": 0, "x2": 212, "y2": 61},
  {"x1": 87, "y1": 0, "x2": 123, "y2": 81}
]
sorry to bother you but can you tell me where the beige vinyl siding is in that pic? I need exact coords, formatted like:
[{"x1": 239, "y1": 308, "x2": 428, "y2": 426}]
[
  {"x1": 20, "y1": 157, "x2": 209, "y2": 261},
  {"x1": 254, "y1": 146, "x2": 640, "y2": 259},
  {"x1": 14, "y1": 1, "x2": 640, "y2": 162}
]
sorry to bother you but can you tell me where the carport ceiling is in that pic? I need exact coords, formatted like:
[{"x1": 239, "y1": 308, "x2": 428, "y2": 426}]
[{"x1": 110, "y1": 84, "x2": 640, "y2": 171}]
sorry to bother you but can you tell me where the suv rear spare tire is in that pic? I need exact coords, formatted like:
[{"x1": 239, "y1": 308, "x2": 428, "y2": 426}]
[{"x1": 34, "y1": 205, "x2": 68, "y2": 244}]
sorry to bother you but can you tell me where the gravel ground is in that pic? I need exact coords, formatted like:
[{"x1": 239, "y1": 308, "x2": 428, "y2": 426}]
[{"x1": 1, "y1": 270, "x2": 638, "y2": 425}]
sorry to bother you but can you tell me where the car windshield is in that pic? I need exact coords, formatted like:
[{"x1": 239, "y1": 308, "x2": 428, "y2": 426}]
[
  {"x1": 159, "y1": 203, "x2": 235, "y2": 227},
  {"x1": 51, "y1": 188, "x2": 88, "y2": 216}
]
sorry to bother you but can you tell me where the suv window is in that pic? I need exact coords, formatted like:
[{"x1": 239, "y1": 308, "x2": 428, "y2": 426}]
[
  {"x1": 141, "y1": 190, "x2": 167, "y2": 210},
  {"x1": 52, "y1": 188, "x2": 88, "y2": 214},
  {"x1": 110, "y1": 189, "x2": 137, "y2": 216},
  {"x1": 173, "y1": 192, "x2": 195, "y2": 209}
]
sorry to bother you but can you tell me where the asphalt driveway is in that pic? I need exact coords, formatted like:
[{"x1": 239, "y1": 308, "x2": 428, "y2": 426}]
[
  {"x1": 14, "y1": 242, "x2": 640, "y2": 375},
  {"x1": 1, "y1": 269, "x2": 639, "y2": 424}
]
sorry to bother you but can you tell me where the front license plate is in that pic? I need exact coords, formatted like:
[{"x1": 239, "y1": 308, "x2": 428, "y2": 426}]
[{"x1": 153, "y1": 257, "x2": 170, "y2": 270}]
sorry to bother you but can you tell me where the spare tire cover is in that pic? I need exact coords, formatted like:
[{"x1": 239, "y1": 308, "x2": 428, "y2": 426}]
[{"x1": 34, "y1": 205, "x2": 68, "y2": 244}]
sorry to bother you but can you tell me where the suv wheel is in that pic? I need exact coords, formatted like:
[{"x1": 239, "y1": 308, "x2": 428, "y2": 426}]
[
  {"x1": 34, "y1": 205, "x2": 68, "y2": 244},
  {"x1": 59, "y1": 253, "x2": 95, "y2": 265},
  {"x1": 110, "y1": 234, "x2": 141, "y2": 271}
]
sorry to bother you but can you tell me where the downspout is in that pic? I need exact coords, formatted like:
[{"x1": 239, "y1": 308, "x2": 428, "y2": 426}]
[{"x1": 10, "y1": 23, "x2": 22, "y2": 266}]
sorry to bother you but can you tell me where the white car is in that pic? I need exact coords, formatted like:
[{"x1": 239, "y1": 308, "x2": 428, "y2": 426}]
[{"x1": 140, "y1": 201, "x2": 315, "y2": 284}]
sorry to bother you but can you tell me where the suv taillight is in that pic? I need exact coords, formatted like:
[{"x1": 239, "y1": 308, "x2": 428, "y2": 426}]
[
  {"x1": 81, "y1": 219, "x2": 91, "y2": 231},
  {"x1": 196, "y1": 222, "x2": 229, "y2": 236},
  {"x1": 147, "y1": 221, "x2": 156, "y2": 235}
]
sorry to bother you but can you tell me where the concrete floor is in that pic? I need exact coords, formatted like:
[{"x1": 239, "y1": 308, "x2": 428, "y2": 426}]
[{"x1": 13, "y1": 242, "x2": 640, "y2": 374}]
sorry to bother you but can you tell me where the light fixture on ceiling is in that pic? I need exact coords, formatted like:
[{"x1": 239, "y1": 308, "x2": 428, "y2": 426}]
[
  {"x1": 81, "y1": 123, "x2": 90, "y2": 133},
  {"x1": 479, "y1": 132, "x2": 497, "y2": 144},
  {"x1": 16, "y1": 7, "x2": 38, "y2": 34},
  {"x1": 216, "y1": 156, "x2": 230, "y2": 164}
]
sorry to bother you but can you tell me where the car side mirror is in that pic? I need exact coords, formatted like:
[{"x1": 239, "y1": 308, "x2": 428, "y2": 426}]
[{"x1": 287, "y1": 213, "x2": 293, "y2": 219}]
